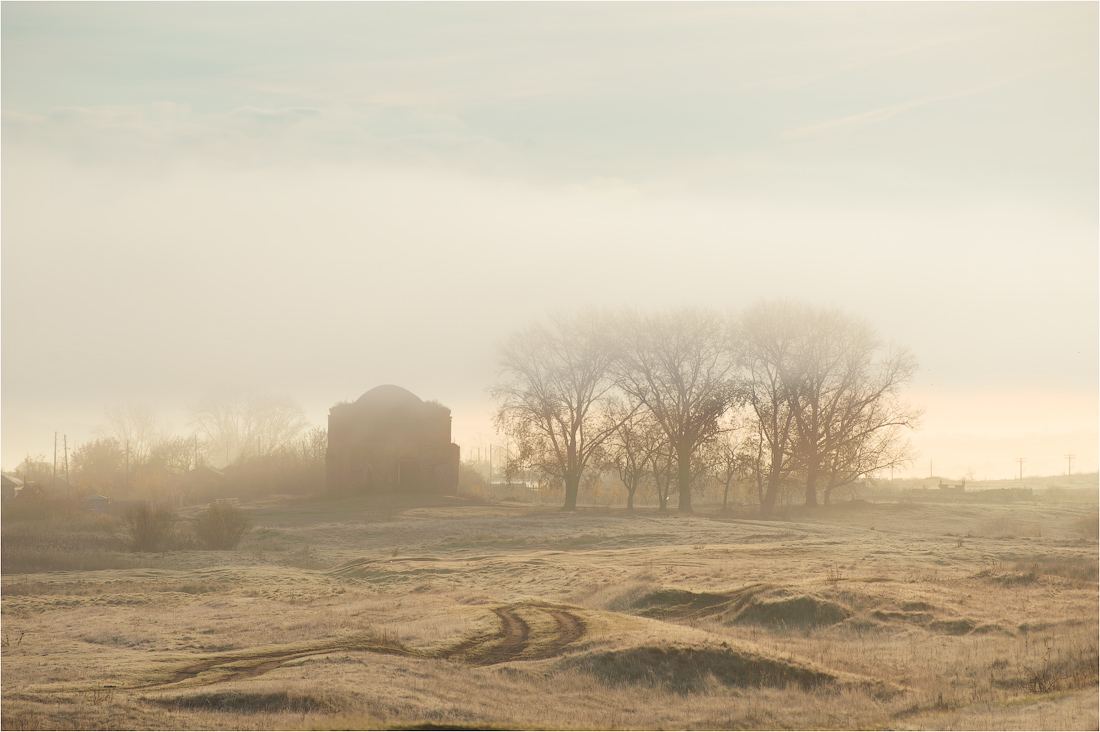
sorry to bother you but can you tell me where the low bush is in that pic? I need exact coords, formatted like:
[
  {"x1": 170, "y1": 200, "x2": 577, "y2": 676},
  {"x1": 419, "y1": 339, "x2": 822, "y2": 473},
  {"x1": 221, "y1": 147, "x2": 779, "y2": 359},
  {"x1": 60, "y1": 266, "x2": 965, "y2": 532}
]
[
  {"x1": 1070, "y1": 509, "x2": 1099, "y2": 539},
  {"x1": 193, "y1": 502, "x2": 250, "y2": 550},
  {"x1": 120, "y1": 503, "x2": 179, "y2": 552}
]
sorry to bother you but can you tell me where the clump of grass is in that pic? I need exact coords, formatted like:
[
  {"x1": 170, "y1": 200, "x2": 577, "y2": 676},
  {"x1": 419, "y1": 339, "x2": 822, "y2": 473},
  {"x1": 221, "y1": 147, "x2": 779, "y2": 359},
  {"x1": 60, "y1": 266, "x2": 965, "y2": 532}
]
[
  {"x1": 981, "y1": 555, "x2": 1100, "y2": 585},
  {"x1": 193, "y1": 502, "x2": 250, "y2": 550},
  {"x1": 1019, "y1": 555, "x2": 1098, "y2": 583}
]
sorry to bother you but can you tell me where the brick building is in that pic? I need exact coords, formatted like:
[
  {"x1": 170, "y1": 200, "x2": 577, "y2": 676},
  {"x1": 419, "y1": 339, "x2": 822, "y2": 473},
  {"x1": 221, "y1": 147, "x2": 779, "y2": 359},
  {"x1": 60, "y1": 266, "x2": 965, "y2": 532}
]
[{"x1": 326, "y1": 385, "x2": 460, "y2": 494}]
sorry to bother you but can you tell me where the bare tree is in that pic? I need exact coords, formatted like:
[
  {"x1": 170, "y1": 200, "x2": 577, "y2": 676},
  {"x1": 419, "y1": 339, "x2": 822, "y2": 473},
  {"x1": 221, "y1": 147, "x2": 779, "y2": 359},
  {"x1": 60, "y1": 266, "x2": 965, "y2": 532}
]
[
  {"x1": 99, "y1": 403, "x2": 162, "y2": 465},
  {"x1": 646, "y1": 434, "x2": 676, "y2": 512},
  {"x1": 491, "y1": 312, "x2": 624, "y2": 511},
  {"x1": 816, "y1": 345, "x2": 921, "y2": 503},
  {"x1": 148, "y1": 435, "x2": 198, "y2": 476},
  {"x1": 602, "y1": 397, "x2": 661, "y2": 511},
  {"x1": 188, "y1": 389, "x2": 308, "y2": 467},
  {"x1": 740, "y1": 300, "x2": 808, "y2": 517},
  {"x1": 705, "y1": 420, "x2": 743, "y2": 513},
  {"x1": 784, "y1": 308, "x2": 922, "y2": 507},
  {"x1": 615, "y1": 307, "x2": 738, "y2": 513},
  {"x1": 742, "y1": 301, "x2": 920, "y2": 510}
]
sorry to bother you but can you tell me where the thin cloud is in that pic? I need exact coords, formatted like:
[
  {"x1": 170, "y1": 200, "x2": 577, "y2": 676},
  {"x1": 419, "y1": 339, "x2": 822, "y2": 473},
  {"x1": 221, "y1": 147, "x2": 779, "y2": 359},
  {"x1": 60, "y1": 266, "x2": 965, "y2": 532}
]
[
  {"x1": 778, "y1": 57, "x2": 1074, "y2": 141},
  {"x1": 748, "y1": 25, "x2": 997, "y2": 92}
]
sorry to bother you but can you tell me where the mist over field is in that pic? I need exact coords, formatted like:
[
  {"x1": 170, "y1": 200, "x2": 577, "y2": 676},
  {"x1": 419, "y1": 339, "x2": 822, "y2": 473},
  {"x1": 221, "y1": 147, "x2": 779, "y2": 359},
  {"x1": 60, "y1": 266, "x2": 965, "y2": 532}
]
[
  {"x1": 2, "y1": 2, "x2": 1097, "y2": 481},
  {"x1": 1, "y1": 6, "x2": 1098, "y2": 731}
]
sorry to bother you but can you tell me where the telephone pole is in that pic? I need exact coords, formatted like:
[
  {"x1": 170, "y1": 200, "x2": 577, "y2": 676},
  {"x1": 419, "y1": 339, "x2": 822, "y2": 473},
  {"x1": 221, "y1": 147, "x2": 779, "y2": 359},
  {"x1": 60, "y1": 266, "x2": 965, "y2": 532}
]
[
  {"x1": 1015, "y1": 457, "x2": 1026, "y2": 481},
  {"x1": 64, "y1": 435, "x2": 70, "y2": 490},
  {"x1": 1064, "y1": 454, "x2": 1075, "y2": 476},
  {"x1": 53, "y1": 432, "x2": 58, "y2": 485}
]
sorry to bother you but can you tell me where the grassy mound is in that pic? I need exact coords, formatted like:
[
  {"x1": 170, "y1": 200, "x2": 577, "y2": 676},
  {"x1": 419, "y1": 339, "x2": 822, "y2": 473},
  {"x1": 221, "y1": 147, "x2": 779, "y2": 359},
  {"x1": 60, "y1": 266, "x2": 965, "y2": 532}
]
[
  {"x1": 566, "y1": 644, "x2": 837, "y2": 694},
  {"x1": 732, "y1": 595, "x2": 851, "y2": 629},
  {"x1": 630, "y1": 584, "x2": 850, "y2": 630},
  {"x1": 632, "y1": 588, "x2": 734, "y2": 618}
]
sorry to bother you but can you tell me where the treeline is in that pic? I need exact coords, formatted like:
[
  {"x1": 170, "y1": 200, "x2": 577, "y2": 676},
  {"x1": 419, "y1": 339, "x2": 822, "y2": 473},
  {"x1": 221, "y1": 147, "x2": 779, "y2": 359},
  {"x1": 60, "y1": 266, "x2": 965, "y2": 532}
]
[
  {"x1": 11, "y1": 391, "x2": 327, "y2": 504},
  {"x1": 492, "y1": 301, "x2": 921, "y2": 516}
]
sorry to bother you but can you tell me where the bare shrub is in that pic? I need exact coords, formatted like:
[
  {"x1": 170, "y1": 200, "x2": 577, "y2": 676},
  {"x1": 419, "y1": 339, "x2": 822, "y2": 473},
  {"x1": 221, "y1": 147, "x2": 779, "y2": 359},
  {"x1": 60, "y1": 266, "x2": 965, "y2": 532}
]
[
  {"x1": 1023, "y1": 642, "x2": 1099, "y2": 693},
  {"x1": 193, "y1": 502, "x2": 250, "y2": 550},
  {"x1": 1070, "y1": 509, "x2": 1099, "y2": 539},
  {"x1": 120, "y1": 504, "x2": 178, "y2": 552}
]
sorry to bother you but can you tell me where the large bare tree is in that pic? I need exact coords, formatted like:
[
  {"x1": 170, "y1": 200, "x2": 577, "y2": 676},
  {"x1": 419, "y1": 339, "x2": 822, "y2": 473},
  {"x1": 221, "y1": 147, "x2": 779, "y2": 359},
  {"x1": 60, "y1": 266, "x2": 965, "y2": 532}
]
[
  {"x1": 188, "y1": 389, "x2": 308, "y2": 467},
  {"x1": 491, "y1": 311, "x2": 623, "y2": 511},
  {"x1": 98, "y1": 403, "x2": 162, "y2": 465},
  {"x1": 815, "y1": 344, "x2": 921, "y2": 503},
  {"x1": 615, "y1": 307, "x2": 738, "y2": 514},
  {"x1": 742, "y1": 301, "x2": 920, "y2": 510},
  {"x1": 741, "y1": 301, "x2": 821, "y2": 515}
]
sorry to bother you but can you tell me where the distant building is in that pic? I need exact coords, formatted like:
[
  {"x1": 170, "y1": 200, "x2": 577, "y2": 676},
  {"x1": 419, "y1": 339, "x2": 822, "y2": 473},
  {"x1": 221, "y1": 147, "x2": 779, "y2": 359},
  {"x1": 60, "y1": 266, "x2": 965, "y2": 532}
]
[
  {"x1": 1, "y1": 473, "x2": 23, "y2": 502},
  {"x1": 83, "y1": 494, "x2": 112, "y2": 513},
  {"x1": 40, "y1": 475, "x2": 76, "y2": 497},
  {"x1": 326, "y1": 385, "x2": 460, "y2": 495},
  {"x1": 176, "y1": 466, "x2": 226, "y2": 501}
]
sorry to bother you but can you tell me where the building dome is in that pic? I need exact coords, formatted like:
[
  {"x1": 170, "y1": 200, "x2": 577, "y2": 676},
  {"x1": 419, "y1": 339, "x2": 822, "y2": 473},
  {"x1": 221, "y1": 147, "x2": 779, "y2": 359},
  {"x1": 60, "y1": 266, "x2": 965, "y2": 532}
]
[{"x1": 354, "y1": 384, "x2": 424, "y2": 410}]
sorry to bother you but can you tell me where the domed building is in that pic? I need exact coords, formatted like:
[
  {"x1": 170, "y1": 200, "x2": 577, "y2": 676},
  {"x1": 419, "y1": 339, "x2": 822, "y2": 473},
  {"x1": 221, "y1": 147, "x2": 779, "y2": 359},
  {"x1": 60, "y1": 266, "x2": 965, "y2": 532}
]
[{"x1": 326, "y1": 385, "x2": 460, "y2": 495}]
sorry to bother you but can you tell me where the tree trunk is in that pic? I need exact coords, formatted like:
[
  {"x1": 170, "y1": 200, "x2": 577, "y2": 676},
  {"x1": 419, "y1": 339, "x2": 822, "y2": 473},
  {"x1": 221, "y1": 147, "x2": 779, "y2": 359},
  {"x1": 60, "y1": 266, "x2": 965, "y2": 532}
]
[
  {"x1": 562, "y1": 472, "x2": 580, "y2": 511},
  {"x1": 804, "y1": 453, "x2": 819, "y2": 508},
  {"x1": 760, "y1": 444, "x2": 784, "y2": 517},
  {"x1": 626, "y1": 478, "x2": 636, "y2": 511},
  {"x1": 676, "y1": 444, "x2": 692, "y2": 514}
]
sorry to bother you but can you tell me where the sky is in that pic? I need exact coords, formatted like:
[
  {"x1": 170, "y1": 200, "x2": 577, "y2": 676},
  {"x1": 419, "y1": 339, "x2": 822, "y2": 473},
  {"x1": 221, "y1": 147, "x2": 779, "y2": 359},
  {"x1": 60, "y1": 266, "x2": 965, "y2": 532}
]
[{"x1": 2, "y1": 2, "x2": 1097, "y2": 480}]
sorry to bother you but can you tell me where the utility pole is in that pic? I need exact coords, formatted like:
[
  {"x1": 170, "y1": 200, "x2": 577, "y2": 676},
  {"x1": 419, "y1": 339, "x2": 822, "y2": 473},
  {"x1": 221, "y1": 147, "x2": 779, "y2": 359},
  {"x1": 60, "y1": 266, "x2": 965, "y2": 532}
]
[
  {"x1": 929, "y1": 459, "x2": 932, "y2": 478},
  {"x1": 64, "y1": 435, "x2": 69, "y2": 492},
  {"x1": 1015, "y1": 457, "x2": 1026, "y2": 481},
  {"x1": 126, "y1": 440, "x2": 130, "y2": 491},
  {"x1": 53, "y1": 432, "x2": 58, "y2": 486},
  {"x1": 1065, "y1": 454, "x2": 1074, "y2": 476}
]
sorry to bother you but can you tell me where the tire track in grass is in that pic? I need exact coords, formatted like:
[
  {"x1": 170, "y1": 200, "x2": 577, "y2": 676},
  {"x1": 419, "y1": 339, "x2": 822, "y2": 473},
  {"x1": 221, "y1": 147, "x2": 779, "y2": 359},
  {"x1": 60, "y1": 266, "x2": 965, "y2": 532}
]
[
  {"x1": 134, "y1": 603, "x2": 588, "y2": 690},
  {"x1": 136, "y1": 639, "x2": 411, "y2": 689}
]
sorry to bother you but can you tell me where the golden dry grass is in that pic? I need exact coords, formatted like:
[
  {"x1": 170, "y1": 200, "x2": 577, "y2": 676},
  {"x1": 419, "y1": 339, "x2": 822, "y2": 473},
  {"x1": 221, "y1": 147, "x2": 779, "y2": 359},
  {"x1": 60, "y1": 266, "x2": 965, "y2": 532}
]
[{"x1": 2, "y1": 492, "x2": 1097, "y2": 730}]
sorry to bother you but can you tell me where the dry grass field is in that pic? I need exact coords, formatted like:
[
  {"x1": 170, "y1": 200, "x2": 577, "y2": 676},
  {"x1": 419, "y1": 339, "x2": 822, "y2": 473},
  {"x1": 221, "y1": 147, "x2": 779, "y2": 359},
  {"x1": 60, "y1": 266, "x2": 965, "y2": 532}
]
[{"x1": 2, "y1": 491, "x2": 1097, "y2": 730}]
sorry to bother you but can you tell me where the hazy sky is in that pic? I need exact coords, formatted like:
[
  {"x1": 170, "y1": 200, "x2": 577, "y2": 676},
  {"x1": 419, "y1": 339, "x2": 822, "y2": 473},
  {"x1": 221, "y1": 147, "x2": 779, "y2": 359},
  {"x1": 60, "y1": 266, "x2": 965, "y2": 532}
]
[{"x1": 3, "y1": 3, "x2": 1097, "y2": 480}]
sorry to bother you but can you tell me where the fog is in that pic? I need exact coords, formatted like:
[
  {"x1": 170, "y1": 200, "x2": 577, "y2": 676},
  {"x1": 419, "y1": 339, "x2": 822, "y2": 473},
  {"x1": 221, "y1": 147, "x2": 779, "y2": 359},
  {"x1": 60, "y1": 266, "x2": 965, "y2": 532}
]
[{"x1": 3, "y1": 3, "x2": 1097, "y2": 479}]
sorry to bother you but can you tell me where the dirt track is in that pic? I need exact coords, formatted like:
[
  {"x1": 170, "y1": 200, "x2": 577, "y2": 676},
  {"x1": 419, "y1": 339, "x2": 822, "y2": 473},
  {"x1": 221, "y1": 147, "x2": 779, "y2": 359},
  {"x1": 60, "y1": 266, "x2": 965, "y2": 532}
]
[{"x1": 135, "y1": 603, "x2": 587, "y2": 690}]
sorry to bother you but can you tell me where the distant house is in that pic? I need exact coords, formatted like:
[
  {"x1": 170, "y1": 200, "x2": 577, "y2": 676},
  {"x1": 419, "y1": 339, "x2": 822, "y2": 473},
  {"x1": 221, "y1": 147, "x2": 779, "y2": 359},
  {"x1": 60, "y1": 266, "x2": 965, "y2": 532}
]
[
  {"x1": 83, "y1": 494, "x2": 112, "y2": 513},
  {"x1": 177, "y1": 466, "x2": 225, "y2": 501},
  {"x1": 326, "y1": 385, "x2": 460, "y2": 495},
  {"x1": 40, "y1": 475, "x2": 77, "y2": 497},
  {"x1": 1, "y1": 473, "x2": 23, "y2": 502}
]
